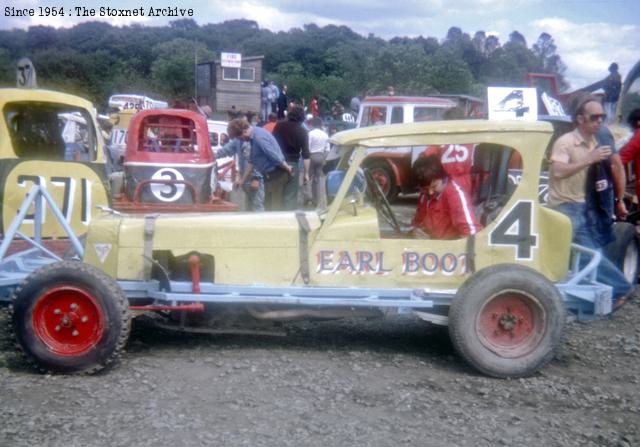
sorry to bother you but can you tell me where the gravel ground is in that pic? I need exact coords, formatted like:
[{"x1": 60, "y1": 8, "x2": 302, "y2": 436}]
[{"x1": 0, "y1": 296, "x2": 638, "y2": 447}]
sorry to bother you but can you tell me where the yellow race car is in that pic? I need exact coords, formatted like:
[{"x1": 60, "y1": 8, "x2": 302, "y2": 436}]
[
  {"x1": 0, "y1": 88, "x2": 110, "y2": 239},
  {"x1": 1, "y1": 120, "x2": 611, "y2": 378}
]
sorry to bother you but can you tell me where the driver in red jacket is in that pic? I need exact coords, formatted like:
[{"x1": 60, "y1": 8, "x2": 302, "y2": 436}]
[{"x1": 411, "y1": 154, "x2": 482, "y2": 239}]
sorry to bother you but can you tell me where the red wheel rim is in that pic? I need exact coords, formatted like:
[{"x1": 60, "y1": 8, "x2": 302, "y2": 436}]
[
  {"x1": 476, "y1": 290, "x2": 545, "y2": 358},
  {"x1": 32, "y1": 286, "x2": 105, "y2": 356},
  {"x1": 370, "y1": 168, "x2": 391, "y2": 195}
]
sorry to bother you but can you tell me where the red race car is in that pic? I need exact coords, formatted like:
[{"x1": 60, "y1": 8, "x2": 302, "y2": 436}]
[{"x1": 112, "y1": 109, "x2": 237, "y2": 213}]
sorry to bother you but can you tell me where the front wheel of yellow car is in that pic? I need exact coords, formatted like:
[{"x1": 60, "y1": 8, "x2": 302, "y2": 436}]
[{"x1": 12, "y1": 261, "x2": 131, "y2": 374}]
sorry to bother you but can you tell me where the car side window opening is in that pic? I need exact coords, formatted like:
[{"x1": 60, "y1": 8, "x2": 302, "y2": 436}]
[
  {"x1": 390, "y1": 107, "x2": 403, "y2": 124},
  {"x1": 471, "y1": 144, "x2": 522, "y2": 227},
  {"x1": 140, "y1": 117, "x2": 197, "y2": 153},
  {"x1": 361, "y1": 106, "x2": 387, "y2": 127},
  {"x1": 5, "y1": 102, "x2": 97, "y2": 161},
  {"x1": 363, "y1": 143, "x2": 522, "y2": 240},
  {"x1": 210, "y1": 131, "x2": 229, "y2": 150},
  {"x1": 413, "y1": 107, "x2": 442, "y2": 122},
  {"x1": 209, "y1": 132, "x2": 219, "y2": 148}
]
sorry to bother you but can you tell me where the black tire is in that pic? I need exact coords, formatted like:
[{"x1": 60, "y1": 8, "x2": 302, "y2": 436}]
[
  {"x1": 448, "y1": 264, "x2": 565, "y2": 378},
  {"x1": 364, "y1": 161, "x2": 399, "y2": 202},
  {"x1": 11, "y1": 260, "x2": 131, "y2": 374},
  {"x1": 603, "y1": 222, "x2": 639, "y2": 284}
]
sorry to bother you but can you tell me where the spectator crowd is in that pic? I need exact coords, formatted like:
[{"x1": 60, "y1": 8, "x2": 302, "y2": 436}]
[
  {"x1": 219, "y1": 80, "x2": 362, "y2": 212},
  {"x1": 218, "y1": 102, "x2": 330, "y2": 212}
]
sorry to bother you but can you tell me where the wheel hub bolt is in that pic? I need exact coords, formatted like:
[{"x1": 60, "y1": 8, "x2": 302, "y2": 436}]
[
  {"x1": 53, "y1": 309, "x2": 61, "y2": 315},
  {"x1": 70, "y1": 303, "x2": 78, "y2": 311},
  {"x1": 81, "y1": 316, "x2": 89, "y2": 323},
  {"x1": 72, "y1": 330, "x2": 79, "y2": 337},
  {"x1": 61, "y1": 316, "x2": 70, "y2": 326},
  {"x1": 499, "y1": 314, "x2": 517, "y2": 331},
  {"x1": 54, "y1": 325, "x2": 61, "y2": 332}
]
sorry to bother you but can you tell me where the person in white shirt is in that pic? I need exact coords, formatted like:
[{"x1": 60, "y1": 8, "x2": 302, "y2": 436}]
[{"x1": 307, "y1": 117, "x2": 330, "y2": 210}]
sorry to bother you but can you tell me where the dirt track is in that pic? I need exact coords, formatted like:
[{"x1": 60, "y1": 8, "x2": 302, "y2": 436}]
[{"x1": 0, "y1": 297, "x2": 638, "y2": 447}]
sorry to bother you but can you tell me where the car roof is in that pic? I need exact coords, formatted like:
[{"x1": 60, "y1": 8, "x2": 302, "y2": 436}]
[
  {"x1": 330, "y1": 119, "x2": 554, "y2": 148},
  {"x1": 429, "y1": 94, "x2": 485, "y2": 103},
  {"x1": 361, "y1": 96, "x2": 457, "y2": 107},
  {"x1": 207, "y1": 120, "x2": 228, "y2": 131},
  {"x1": 0, "y1": 88, "x2": 95, "y2": 110}
]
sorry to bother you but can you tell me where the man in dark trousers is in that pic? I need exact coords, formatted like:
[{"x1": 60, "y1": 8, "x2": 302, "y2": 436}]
[
  {"x1": 228, "y1": 118, "x2": 292, "y2": 211},
  {"x1": 272, "y1": 106, "x2": 310, "y2": 210},
  {"x1": 548, "y1": 94, "x2": 632, "y2": 309},
  {"x1": 603, "y1": 63, "x2": 622, "y2": 123},
  {"x1": 277, "y1": 84, "x2": 288, "y2": 119}
]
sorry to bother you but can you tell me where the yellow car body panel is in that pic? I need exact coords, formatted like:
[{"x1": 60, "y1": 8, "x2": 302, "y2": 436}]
[
  {"x1": 2, "y1": 161, "x2": 110, "y2": 238},
  {"x1": 0, "y1": 88, "x2": 104, "y2": 161},
  {"x1": 85, "y1": 120, "x2": 572, "y2": 288},
  {"x1": 83, "y1": 214, "x2": 120, "y2": 275},
  {"x1": 0, "y1": 88, "x2": 109, "y2": 237}
]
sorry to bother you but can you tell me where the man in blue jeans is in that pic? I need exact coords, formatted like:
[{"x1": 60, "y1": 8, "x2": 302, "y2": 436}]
[
  {"x1": 228, "y1": 118, "x2": 292, "y2": 211},
  {"x1": 549, "y1": 94, "x2": 633, "y2": 310},
  {"x1": 216, "y1": 138, "x2": 265, "y2": 212}
]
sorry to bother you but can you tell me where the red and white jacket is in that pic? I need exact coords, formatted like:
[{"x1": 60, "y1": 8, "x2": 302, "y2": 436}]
[
  {"x1": 422, "y1": 144, "x2": 475, "y2": 193},
  {"x1": 412, "y1": 178, "x2": 482, "y2": 240}
]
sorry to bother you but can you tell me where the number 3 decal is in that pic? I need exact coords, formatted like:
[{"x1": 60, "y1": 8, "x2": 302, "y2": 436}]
[
  {"x1": 150, "y1": 168, "x2": 185, "y2": 202},
  {"x1": 489, "y1": 201, "x2": 538, "y2": 260}
]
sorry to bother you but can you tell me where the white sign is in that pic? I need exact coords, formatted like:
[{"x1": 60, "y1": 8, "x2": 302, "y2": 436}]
[
  {"x1": 541, "y1": 92, "x2": 566, "y2": 116},
  {"x1": 108, "y1": 94, "x2": 168, "y2": 111},
  {"x1": 221, "y1": 52, "x2": 241, "y2": 68},
  {"x1": 487, "y1": 87, "x2": 538, "y2": 121}
]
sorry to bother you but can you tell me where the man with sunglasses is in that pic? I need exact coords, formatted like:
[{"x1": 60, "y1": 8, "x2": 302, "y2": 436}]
[{"x1": 549, "y1": 94, "x2": 632, "y2": 309}]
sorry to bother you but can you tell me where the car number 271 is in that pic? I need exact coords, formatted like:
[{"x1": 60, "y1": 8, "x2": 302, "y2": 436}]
[{"x1": 17, "y1": 175, "x2": 93, "y2": 224}]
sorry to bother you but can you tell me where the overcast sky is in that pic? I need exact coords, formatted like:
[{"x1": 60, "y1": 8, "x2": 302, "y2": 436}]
[{"x1": 1, "y1": 0, "x2": 638, "y2": 90}]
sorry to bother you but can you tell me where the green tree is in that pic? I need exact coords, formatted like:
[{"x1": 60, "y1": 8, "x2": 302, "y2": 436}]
[
  {"x1": 429, "y1": 48, "x2": 475, "y2": 93},
  {"x1": 532, "y1": 33, "x2": 568, "y2": 90},
  {"x1": 0, "y1": 48, "x2": 15, "y2": 86},
  {"x1": 0, "y1": 20, "x2": 574, "y2": 110},
  {"x1": 150, "y1": 38, "x2": 214, "y2": 102}
]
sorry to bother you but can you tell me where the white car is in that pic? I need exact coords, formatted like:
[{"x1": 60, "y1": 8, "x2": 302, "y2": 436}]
[
  {"x1": 207, "y1": 119, "x2": 234, "y2": 192},
  {"x1": 356, "y1": 95, "x2": 457, "y2": 127}
]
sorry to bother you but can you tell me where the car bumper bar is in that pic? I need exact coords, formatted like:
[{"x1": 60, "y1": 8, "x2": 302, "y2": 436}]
[{"x1": 555, "y1": 243, "x2": 613, "y2": 319}]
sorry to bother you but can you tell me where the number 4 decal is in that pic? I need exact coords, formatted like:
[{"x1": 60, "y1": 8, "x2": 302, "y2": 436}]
[{"x1": 489, "y1": 201, "x2": 538, "y2": 260}]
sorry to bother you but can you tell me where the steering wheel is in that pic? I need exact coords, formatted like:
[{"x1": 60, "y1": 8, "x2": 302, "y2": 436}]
[{"x1": 364, "y1": 169, "x2": 402, "y2": 233}]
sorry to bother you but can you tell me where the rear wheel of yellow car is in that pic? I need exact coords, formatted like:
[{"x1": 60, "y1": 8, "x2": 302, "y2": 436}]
[{"x1": 448, "y1": 264, "x2": 565, "y2": 378}]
